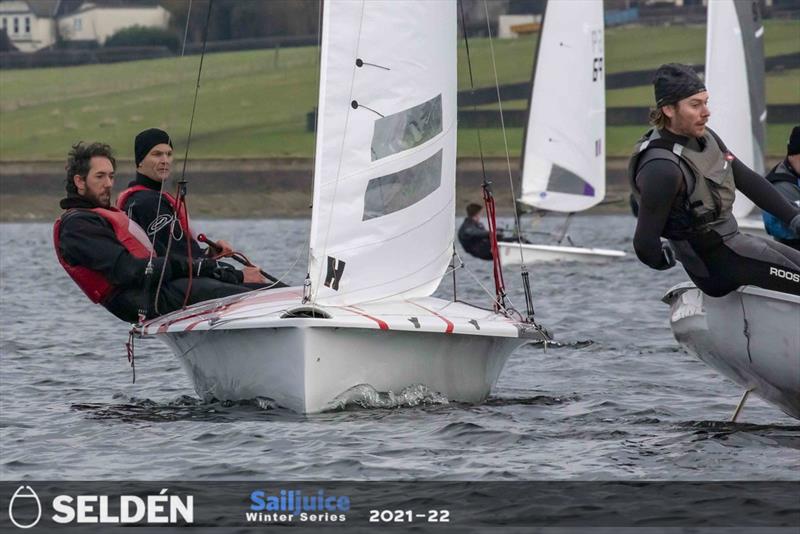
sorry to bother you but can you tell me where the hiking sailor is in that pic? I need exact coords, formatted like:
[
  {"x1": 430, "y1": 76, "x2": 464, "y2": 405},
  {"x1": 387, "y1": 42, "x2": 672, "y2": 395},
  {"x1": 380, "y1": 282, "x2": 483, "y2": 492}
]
[
  {"x1": 55, "y1": 142, "x2": 254, "y2": 323},
  {"x1": 117, "y1": 128, "x2": 270, "y2": 287},
  {"x1": 629, "y1": 63, "x2": 800, "y2": 296},
  {"x1": 762, "y1": 125, "x2": 800, "y2": 250}
]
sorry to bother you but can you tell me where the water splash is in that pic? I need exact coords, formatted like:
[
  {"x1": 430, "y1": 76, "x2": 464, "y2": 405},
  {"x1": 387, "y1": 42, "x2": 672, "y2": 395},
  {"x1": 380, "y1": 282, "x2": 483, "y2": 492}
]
[{"x1": 327, "y1": 384, "x2": 449, "y2": 411}]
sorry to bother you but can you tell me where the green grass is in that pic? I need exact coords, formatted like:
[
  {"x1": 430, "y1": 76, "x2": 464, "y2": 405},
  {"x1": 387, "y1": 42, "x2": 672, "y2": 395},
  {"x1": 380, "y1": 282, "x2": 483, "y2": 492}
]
[{"x1": 1, "y1": 20, "x2": 798, "y2": 160}]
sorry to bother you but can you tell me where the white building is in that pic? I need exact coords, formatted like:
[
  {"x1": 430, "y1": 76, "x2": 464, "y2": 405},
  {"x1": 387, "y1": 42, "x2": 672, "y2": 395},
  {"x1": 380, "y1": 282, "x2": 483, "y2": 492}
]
[
  {"x1": 0, "y1": 0, "x2": 59, "y2": 52},
  {"x1": 58, "y1": 2, "x2": 170, "y2": 46},
  {"x1": 0, "y1": 0, "x2": 171, "y2": 52}
]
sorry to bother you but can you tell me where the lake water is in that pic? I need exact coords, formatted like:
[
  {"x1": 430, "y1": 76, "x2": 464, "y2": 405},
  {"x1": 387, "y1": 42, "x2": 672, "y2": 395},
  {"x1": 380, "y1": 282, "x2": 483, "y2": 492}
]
[{"x1": 1, "y1": 215, "x2": 797, "y2": 487}]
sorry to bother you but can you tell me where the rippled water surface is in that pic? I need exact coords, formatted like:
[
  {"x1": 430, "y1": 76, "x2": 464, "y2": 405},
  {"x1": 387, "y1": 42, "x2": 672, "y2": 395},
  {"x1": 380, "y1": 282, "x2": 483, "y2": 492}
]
[{"x1": 1, "y1": 216, "x2": 797, "y2": 480}]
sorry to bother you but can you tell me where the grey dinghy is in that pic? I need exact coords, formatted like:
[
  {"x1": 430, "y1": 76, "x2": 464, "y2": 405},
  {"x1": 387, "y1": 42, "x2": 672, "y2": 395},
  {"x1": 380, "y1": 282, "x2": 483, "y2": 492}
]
[
  {"x1": 663, "y1": 283, "x2": 800, "y2": 420},
  {"x1": 137, "y1": 0, "x2": 548, "y2": 414}
]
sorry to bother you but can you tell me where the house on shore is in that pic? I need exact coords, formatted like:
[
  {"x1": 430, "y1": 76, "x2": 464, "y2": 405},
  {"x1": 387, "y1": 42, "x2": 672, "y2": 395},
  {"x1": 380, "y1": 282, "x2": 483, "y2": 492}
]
[{"x1": 0, "y1": 0, "x2": 170, "y2": 52}]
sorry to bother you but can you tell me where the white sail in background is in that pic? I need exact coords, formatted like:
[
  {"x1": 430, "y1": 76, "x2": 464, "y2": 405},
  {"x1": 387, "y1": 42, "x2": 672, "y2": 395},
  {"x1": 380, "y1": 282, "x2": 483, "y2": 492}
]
[
  {"x1": 308, "y1": 0, "x2": 457, "y2": 306},
  {"x1": 706, "y1": 0, "x2": 767, "y2": 219},
  {"x1": 518, "y1": 0, "x2": 605, "y2": 213}
]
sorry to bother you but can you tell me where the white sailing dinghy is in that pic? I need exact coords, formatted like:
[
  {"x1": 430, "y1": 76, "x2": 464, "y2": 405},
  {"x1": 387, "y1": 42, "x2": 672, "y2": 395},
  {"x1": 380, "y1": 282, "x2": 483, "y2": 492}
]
[
  {"x1": 704, "y1": 0, "x2": 767, "y2": 234},
  {"x1": 498, "y1": 0, "x2": 625, "y2": 266},
  {"x1": 137, "y1": 0, "x2": 546, "y2": 414},
  {"x1": 663, "y1": 1, "x2": 799, "y2": 421},
  {"x1": 663, "y1": 284, "x2": 800, "y2": 420}
]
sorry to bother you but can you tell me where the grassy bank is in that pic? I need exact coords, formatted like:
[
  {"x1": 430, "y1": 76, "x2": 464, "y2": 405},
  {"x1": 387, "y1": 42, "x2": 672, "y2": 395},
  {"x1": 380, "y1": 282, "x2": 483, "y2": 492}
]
[{"x1": 1, "y1": 20, "x2": 798, "y2": 161}]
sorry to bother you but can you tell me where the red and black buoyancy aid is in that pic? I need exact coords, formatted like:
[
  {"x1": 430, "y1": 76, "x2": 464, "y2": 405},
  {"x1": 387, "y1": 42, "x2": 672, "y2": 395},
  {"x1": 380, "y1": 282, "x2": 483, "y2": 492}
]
[
  {"x1": 116, "y1": 185, "x2": 196, "y2": 239},
  {"x1": 53, "y1": 207, "x2": 155, "y2": 304}
]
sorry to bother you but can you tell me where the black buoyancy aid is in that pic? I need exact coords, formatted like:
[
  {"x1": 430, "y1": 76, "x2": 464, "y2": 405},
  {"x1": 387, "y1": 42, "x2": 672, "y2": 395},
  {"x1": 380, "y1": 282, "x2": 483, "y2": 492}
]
[
  {"x1": 53, "y1": 207, "x2": 155, "y2": 303},
  {"x1": 628, "y1": 128, "x2": 738, "y2": 240},
  {"x1": 116, "y1": 185, "x2": 197, "y2": 239},
  {"x1": 766, "y1": 160, "x2": 800, "y2": 186}
]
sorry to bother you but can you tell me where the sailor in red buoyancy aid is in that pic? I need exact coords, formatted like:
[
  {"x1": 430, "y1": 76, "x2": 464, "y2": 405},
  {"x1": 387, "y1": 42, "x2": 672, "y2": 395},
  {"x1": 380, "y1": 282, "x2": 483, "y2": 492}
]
[
  {"x1": 117, "y1": 128, "x2": 269, "y2": 287},
  {"x1": 55, "y1": 142, "x2": 252, "y2": 323}
]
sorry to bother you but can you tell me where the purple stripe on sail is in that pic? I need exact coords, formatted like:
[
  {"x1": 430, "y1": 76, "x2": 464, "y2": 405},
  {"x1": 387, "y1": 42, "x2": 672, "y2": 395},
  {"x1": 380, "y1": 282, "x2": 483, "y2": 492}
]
[{"x1": 583, "y1": 183, "x2": 595, "y2": 196}]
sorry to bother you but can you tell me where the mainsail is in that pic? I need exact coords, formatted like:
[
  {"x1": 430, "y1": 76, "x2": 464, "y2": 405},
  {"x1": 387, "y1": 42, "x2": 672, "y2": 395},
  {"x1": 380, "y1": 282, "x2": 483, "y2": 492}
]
[
  {"x1": 308, "y1": 0, "x2": 457, "y2": 305},
  {"x1": 518, "y1": 0, "x2": 605, "y2": 213},
  {"x1": 705, "y1": 0, "x2": 767, "y2": 219}
]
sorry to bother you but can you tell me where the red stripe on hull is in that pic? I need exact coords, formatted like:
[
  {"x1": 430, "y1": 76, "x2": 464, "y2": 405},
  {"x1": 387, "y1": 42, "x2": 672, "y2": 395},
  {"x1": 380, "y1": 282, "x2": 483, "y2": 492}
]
[
  {"x1": 345, "y1": 306, "x2": 390, "y2": 330},
  {"x1": 411, "y1": 302, "x2": 454, "y2": 334}
]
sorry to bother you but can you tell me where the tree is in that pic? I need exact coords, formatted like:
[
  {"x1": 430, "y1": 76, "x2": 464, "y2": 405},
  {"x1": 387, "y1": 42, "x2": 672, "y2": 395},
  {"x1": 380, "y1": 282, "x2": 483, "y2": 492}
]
[{"x1": 105, "y1": 25, "x2": 181, "y2": 51}]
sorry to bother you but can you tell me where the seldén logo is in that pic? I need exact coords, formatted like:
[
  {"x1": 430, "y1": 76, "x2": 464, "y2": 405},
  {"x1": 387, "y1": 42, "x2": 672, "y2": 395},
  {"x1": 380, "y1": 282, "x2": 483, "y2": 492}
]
[
  {"x1": 8, "y1": 486, "x2": 42, "y2": 529},
  {"x1": 7, "y1": 486, "x2": 193, "y2": 528}
]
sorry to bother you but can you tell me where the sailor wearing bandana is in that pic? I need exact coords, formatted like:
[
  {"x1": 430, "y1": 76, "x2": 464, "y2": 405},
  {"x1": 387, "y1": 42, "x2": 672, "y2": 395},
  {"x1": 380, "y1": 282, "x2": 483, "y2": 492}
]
[{"x1": 628, "y1": 63, "x2": 800, "y2": 296}]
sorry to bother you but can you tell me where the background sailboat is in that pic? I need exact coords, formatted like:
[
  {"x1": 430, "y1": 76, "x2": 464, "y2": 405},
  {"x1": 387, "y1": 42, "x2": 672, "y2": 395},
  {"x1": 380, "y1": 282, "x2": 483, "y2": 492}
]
[
  {"x1": 705, "y1": 0, "x2": 768, "y2": 234},
  {"x1": 138, "y1": 0, "x2": 546, "y2": 414},
  {"x1": 498, "y1": 0, "x2": 625, "y2": 265}
]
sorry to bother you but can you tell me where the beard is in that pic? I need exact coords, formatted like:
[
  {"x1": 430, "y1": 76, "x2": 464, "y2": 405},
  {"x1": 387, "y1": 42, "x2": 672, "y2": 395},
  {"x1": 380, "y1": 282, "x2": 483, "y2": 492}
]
[{"x1": 84, "y1": 189, "x2": 111, "y2": 208}]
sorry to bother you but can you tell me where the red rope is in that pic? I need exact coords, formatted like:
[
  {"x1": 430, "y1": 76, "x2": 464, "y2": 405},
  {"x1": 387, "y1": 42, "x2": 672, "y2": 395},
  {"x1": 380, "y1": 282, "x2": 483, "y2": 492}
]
[
  {"x1": 482, "y1": 182, "x2": 506, "y2": 310},
  {"x1": 176, "y1": 184, "x2": 193, "y2": 309}
]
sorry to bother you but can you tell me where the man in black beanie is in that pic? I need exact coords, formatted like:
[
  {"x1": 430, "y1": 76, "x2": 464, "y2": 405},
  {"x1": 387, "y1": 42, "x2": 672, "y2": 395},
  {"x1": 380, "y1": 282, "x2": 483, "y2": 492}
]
[
  {"x1": 762, "y1": 126, "x2": 800, "y2": 250},
  {"x1": 117, "y1": 128, "x2": 271, "y2": 288},
  {"x1": 628, "y1": 64, "x2": 800, "y2": 296},
  {"x1": 55, "y1": 142, "x2": 253, "y2": 323}
]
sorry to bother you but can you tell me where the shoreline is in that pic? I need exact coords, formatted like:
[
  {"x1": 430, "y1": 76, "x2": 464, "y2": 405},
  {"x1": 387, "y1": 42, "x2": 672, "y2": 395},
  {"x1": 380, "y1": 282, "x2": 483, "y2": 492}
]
[{"x1": 1, "y1": 156, "x2": 779, "y2": 221}]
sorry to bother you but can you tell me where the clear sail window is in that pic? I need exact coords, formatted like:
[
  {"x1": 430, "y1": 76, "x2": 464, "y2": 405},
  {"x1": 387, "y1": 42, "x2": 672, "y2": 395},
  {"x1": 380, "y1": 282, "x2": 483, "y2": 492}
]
[
  {"x1": 371, "y1": 95, "x2": 442, "y2": 161},
  {"x1": 547, "y1": 164, "x2": 596, "y2": 197},
  {"x1": 363, "y1": 150, "x2": 442, "y2": 220}
]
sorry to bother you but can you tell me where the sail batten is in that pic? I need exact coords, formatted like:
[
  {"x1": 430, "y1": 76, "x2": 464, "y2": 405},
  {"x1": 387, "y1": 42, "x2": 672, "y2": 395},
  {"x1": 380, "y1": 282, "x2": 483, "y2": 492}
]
[
  {"x1": 519, "y1": 0, "x2": 605, "y2": 214},
  {"x1": 308, "y1": 0, "x2": 457, "y2": 306}
]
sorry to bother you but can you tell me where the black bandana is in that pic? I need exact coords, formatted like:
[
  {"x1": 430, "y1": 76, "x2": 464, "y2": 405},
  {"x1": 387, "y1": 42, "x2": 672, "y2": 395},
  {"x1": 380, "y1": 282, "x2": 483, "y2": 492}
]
[{"x1": 653, "y1": 63, "x2": 706, "y2": 108}]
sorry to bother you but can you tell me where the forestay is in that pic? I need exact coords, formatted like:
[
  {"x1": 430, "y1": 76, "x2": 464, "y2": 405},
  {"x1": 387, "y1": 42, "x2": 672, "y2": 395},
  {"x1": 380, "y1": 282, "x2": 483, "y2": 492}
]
[
  {"x1": 705, "y1": 0, "x2": 766, "y2": 219},
  {"x1": 308, "y1": 0, "x2": 457, "y2": 306},
  {"x1": 518, "y1": 0, "x2": 605, "y2": 213}
]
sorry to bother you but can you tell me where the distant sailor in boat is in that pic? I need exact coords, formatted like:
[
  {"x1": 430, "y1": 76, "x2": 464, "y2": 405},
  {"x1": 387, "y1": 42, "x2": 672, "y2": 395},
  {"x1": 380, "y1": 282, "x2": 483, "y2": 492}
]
[
  {"x1": 55, "y1": 142, "x2": 254, "y2": 323},
  {"x1": 458, "y1": 203, "x2": 520, "y2": 260},
  {"x1": 629, "y1": 63, "x2": 800, "y2": 296},
  {"x1": 762, "y1": 126, "x2": 800, "y2": 250},
  {"x1": 117, "y1": 128, "x2": 269, "y2": 288}
]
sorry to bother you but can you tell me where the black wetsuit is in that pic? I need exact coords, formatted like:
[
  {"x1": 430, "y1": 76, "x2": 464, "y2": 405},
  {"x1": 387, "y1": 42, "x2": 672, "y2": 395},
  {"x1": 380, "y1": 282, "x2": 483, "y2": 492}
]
[
  {"x1": 632, "y1": 129, "x2": 800, "y2": 296},
  {"x1": 119, "y1": 174, "x2": 206, "y2": 262},
  {"x1": 458, "y1": 218, "x2": 497, "y2": 260},
  {"x1": 118, "y1": 174, "x2": 287, "y2": 289},
  {"x1": 58, "y1": 196, "x2": 251, "y2": 323},
  {"x1": 763, "y1": 158, "x2": 800, "y2": 250}
]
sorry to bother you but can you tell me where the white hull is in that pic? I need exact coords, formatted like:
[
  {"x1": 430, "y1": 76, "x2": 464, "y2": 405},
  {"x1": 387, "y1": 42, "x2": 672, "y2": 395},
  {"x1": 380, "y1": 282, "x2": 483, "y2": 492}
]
[
  {"x1": 663, "y1": 283, "x2": 800, "y2": 420},
  {"x1": 498, "y1": 241, "x2": 626, "y2": 265},
  {"x1": 140, "y1": 287, "x2": 544, "y2": 413}
]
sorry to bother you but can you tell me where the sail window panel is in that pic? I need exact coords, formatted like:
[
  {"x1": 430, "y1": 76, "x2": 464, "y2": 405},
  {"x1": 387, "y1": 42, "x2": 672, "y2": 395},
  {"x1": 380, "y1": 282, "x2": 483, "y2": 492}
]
[
  {"x1": 547, "y1": 164, "x2": 596, "y2": 197},
  {"x1": 371, "y1": 95, "x2": 442, "y2": 161},
  {"x1": 363, "y1": 150, "x2": 442, "y2": 221}
]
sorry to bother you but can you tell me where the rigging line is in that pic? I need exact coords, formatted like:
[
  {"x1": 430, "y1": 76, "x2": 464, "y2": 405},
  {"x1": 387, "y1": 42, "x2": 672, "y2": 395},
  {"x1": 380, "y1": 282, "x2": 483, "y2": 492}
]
[
  {"x1": 458, "y1": 255, "x2": 520, "y2": 320},
  {"x1": 153, "y1": 0, "x2": 213, "y2": 313},
  {"x1": 178, "y1": 0, "x2": 213, "y2": 184},
  {"x1": 310, "y1": 0, "x2": 368, "y2": 308},
  {"x1": 305, "y1": 0, "x2": 325, "y2": 284},
  {"x1": 136, "y1": 0, "x2": 194, "y2": 321},
  {"x1": 481, "y1": 0, "x2": 526, "y2": 265},
  {"x1": 458, "y1": 0, "x2": 488, "y2": 183}
]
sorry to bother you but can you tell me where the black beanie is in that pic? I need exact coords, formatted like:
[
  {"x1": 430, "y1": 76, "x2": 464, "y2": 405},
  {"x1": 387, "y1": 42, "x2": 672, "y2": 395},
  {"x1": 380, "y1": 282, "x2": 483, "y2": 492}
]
[
  {"x1": 653, "y1": 63, "x2": 706, "y2": 108},
  {"x1": 788, "y1": 126, "x2": 800, "y2": 156},
  {"x1": 135, "y1": 128, "x2": 173, "y2": 166}
]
